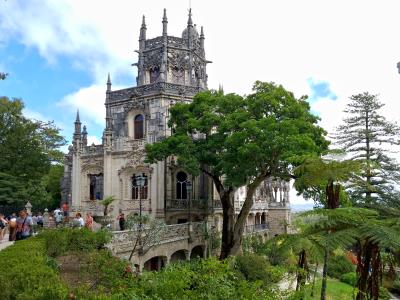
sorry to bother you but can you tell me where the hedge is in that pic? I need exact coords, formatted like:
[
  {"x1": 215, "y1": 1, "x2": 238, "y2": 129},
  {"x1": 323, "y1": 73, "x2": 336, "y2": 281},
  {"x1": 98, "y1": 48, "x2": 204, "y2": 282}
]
[{"x1": 0, "y1": 237, "x2": 68, "y2": 300}]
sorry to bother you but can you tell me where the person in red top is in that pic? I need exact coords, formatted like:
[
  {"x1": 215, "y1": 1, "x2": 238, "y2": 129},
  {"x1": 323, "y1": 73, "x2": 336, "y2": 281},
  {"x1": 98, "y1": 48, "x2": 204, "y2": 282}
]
[
  {"x1": 62, "y1": 202, "x2": 69, "y2": 222},
  {"x1": 85, "y1": 213, "x2": 93, "y2": 231}
]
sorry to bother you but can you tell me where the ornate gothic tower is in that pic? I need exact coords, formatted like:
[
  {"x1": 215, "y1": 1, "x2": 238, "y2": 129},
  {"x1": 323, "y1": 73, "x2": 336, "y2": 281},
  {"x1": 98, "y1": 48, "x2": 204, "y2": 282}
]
[
  {"x1": 62, "y1": 9, "x2": 213, "y2": 224},
  {"x1": 135, "y1": 9, "x2": 209, "y2": 89}
]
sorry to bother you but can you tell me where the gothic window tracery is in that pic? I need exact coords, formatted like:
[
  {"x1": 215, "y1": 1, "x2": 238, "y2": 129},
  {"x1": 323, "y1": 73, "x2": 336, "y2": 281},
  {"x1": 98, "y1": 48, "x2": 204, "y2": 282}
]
[
  {"x1": 134, "y1": 114, "x2": 144, "y2": 139},
  {"x1": 172, "y1": 67, "x2": 185, "y2": 84},
  {"x1": 149, "y1": 67, "x2": 159, "y2": 83},
  {"x1": 131, "y1": 173, "x2": 148, "y2": 199},
  {"x1": 176, "y1": 171, "x2": 188, "y2": 199}
]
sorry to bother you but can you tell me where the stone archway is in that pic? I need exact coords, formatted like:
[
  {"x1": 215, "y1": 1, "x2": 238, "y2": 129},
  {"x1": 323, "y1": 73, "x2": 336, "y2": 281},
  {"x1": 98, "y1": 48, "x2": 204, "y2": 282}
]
[
  {"x1": 190, "y1": 245, "x2": 204, "y2": 259},
  {"x1": 170, "y1": 249, "x2": 187, "y2": 263},
  {"x1": 143, "y1": 256, "x2": 167, "y2": 271}
]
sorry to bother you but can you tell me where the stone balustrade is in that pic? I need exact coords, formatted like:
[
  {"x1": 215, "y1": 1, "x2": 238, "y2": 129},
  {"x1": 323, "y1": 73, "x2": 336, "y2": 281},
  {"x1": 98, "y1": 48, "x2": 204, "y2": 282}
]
[{"x1": 107, "y1": 221, "x2": 205, "y2": 254}]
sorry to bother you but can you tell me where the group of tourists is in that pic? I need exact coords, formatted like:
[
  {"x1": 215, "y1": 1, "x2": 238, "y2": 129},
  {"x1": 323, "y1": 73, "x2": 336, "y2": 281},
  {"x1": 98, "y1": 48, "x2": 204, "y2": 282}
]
[
  {"x1": 0, "y1": 210, "x2": 43, "y2": 242},
  {"x1": 0, "y1": 203, "x2": 128, "y2": 242}
]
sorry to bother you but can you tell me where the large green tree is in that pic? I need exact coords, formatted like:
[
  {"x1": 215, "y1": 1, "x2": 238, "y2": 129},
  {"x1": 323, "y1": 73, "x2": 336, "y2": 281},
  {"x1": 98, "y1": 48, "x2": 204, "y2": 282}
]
[
  {"x1": 146, "y1": 82, "x2": 328, "y2": 258},
  {"x1": 0, "y1": 96, "x2": 66, "y2": 208},
  {"x1": 335, "y1": 92, "x2": 400, "y2": 208}
]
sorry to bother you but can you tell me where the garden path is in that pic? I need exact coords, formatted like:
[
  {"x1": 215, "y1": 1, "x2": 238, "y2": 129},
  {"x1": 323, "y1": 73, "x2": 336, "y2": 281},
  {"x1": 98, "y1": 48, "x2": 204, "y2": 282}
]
[{"x1": 0, "y1": 234, "x2": 14, "y2": 251}]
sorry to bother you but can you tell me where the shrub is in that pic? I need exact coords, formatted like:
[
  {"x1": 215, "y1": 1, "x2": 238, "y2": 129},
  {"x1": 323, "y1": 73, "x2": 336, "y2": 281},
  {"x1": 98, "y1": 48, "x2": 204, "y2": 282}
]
[
  {"x1": 327, "y1": 254, "x2": 355, "y2": 279},
  {"x1": 234, "y1": 254, "x2": 285, "y2": 284},
  {"x1": 0, "y1": 237, "x2": 68, "y2": 299},
  {"x1": 340, "y1": 272, "x2": 357, "y2": 286},
  {"x1": 41, "y1": 227, "x2": 111, "y2": 257},
  {"x1": 391, "y1": 279, "x2": 400, "y2": 293}
]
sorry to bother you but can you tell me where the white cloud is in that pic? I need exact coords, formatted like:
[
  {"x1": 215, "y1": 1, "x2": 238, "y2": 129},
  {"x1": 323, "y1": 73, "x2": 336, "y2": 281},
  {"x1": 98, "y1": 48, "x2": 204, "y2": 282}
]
[
  {"x1": 87, "y1": 135, "x2": 101, "y2": 146},
  {"x1": 58, "y1": 84, "x2": 106, "y2": 126}
]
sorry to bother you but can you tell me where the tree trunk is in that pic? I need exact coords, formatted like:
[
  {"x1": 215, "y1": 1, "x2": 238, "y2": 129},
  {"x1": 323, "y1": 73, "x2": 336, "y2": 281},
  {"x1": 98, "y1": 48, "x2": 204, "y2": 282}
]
[
  {"x1": 219, "y1": 176, "x2": 265, "y2": 259},
  {"x1": 219, "y1": 191, "x2": 236, "y2": 259},
  {"x1": 320, "y1": 246, "x2": 329, "y2": 300},
  {"x1": 296, "y1": 249, "x2": 308, "y2": 291},
  {"x1": 326, "y1": 180, "x2": 340, "y2": 209},
  {"x1": 356, "y1": 240, "x2": 381, "y2": 300}
]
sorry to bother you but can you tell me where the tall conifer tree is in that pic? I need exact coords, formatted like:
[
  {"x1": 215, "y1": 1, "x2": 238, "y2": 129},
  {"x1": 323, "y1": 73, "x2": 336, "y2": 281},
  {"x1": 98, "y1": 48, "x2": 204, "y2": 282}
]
[{"x1": 335, "y1": 92, "x2": 400, "y2": 207}]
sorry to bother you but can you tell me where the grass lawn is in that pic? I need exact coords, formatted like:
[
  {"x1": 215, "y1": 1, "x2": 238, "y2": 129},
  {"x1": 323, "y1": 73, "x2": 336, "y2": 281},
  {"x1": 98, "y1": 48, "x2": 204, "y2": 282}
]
[{"x1": 305, "y1": 277, "x2": 355, "y2": 300}]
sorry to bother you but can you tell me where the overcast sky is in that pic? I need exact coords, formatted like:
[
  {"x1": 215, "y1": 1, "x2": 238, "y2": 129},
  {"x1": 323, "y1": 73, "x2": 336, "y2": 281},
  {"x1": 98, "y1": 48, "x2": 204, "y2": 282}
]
[{"x1": 1, "y1": 0, "x2": 400, "y2": 208}]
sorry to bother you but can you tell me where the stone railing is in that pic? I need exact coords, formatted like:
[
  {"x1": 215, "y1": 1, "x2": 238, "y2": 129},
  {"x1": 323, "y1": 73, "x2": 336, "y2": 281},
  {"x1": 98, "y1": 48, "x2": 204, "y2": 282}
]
[
  {"x1": 244, "y1": 223, "x2": 268, "y2": 234},
  {"x1": 113, "y1": 137, "x2": 146, "y2": 152},
  {"x1": 145, "y1": 37, "x2": 163, "y2": 49},
  {"x1": 82, "y1": 144, "x2": 104, "y2": 156},
  {"x1": 166, "y1": 199, "x2": 208, "y2": 210},
  {"x1": 108, "y1": 82, "x2": 202, "y2": 102},
  {"x1": 167, "y1": 36, "x2": 185, "y2": 49},
  {"x1": 107, "y1": 221, "x2": 206, "y2": 254}
]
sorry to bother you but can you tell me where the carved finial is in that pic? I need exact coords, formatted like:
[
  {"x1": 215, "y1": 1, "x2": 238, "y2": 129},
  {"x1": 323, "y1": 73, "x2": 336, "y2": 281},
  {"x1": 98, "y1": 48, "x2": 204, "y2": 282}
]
[
  {"x1": 107, "y1": 73, "x2": 112, "y2": 92},
  {"x1": 200, "y1": 26, "x2": 204, "y2": 38},
  {"x1": 82, "y1": 125, "x2": 87, "y2": 134},
  {"x1": 140, "y1": 15, "x2": 147, "y2": 41},
  {"x1": 162, "y1": 8, "x2": 168, "y2": 36},
  {"x1": 163, "y1": 8, "x2": 167, "y2": 21},
  {"x1": 141, "y1": 15, "x2": 146, "y2": 28},
  {"x1": 75, "y1": 110, "x2": 80, "y2": 123},
  {"x1": 187, "y1": 8, "x2": 193, "y2": 26}
]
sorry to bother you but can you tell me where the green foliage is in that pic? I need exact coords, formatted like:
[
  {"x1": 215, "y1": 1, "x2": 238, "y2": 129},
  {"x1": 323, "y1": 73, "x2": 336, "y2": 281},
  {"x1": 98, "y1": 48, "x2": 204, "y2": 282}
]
[
  {"x1": 146, "y1": 82, "x2": 328, "y2": 256},
  {"x1": 294, "y1": 156, "x2": 359, "y2": 207},
  {"x1": 0, "y1": 72, "x2": 7, "y2": 80},
  {"x1": 41, "y1": 228, "x2": 111, "y2": 257},
  {"x1": 340, "y1": 272, "x2": 357, "y2": 286},
  {"x1": 335, "y1": 92, "x2": 400, "y2": 208},
  {"x1": 42, "y1": 164, "x2": 64, "y2": 209},
  {"x1": 100, "y1": 195, "x2": 116, "y2": 215},
  {"x1": 0, "y1": 97, "x2": 66, "y2": 208},
  {"x1": 327, "y1": 255, "x2": 356, "y2": 279},
  {"x1": 82, "y1": 250, "x2": 132, "y2": 294},
  {"x1": 390, "y1": 279, "x2": 400, "y2": 293},
  {"x1": 0, "y1": 237, "x2": 68, "y2": 299},
  {"x1": 234, "y1": 254, "x2": 285, "y2": 284},
  {"x1": 120, "y1": 258, "x2": 280, "y2": 300}
]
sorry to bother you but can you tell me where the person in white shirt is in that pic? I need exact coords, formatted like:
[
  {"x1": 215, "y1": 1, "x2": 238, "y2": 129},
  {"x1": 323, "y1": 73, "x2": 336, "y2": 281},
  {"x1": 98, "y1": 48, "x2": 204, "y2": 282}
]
[{"x1": 73, "y1": 213, "x2": 85, "y2": 228}]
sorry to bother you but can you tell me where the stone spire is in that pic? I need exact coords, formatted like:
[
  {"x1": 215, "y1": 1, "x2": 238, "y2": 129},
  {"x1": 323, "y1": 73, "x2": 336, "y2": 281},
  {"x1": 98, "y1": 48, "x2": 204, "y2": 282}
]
[
  {"x1": 140, "y1": 15, "x2": 147, "y2": 41},
  {"x1": 200, "y1": 26, "x2": 205, "y2": 49},
  {"x1": 82, "y1": 125, "x2": 88, "y2": 146},
  {"x1": 162, "y1": 8, "x2": 168, "y2": 36},
  {"x1": 74, "y1": 110, "x2": 81, "y2": 135},
  {"x1": 106, "y1": 73, "x2": 112, "y2": 92},
  {"x1": 187, "y1": 8, "x2": 193, "y2": 27}
]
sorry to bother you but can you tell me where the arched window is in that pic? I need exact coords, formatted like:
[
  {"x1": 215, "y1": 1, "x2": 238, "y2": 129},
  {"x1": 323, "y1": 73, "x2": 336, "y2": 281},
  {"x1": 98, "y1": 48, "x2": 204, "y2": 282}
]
[
  {"x1": 134, "y1": 114, "x2": 144, "y2": 139},
  {"x1": 176, "y1": 171, "x2": 188, "y2": 199},
  {"x1": 131, "y1": 173, "x2": 148, "y2": 199},
  {"x1": 89, "y1": 173, "x2": 103, "y2": 200}
]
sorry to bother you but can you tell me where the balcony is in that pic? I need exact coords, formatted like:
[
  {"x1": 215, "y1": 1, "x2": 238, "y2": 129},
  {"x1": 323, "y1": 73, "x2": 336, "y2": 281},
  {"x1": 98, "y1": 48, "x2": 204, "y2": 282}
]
[
  {"x1": 244, "y1": 223, "x2": 269, "y2": 234},
  {"x1": 166, "y1": 199, "x2": 208, "y2": 210}
]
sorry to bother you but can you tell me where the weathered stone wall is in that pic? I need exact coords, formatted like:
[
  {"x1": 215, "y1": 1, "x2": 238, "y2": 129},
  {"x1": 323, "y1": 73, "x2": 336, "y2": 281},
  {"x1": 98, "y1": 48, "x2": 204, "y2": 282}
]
[{"x1": 267, "y1": 207, "x2": 291, "y2": 235}]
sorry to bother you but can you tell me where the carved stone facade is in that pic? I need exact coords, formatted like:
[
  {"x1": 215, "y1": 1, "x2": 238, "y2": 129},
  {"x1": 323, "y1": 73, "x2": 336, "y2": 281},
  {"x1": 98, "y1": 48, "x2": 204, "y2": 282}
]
[{"x1": 61, "y1": 9, "x2": 291, "y2": 236}]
